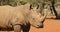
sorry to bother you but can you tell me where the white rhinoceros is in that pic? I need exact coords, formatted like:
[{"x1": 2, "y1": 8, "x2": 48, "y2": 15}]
[{"x1": 0, "y1": 3, "x2": 47, "y2": 32}]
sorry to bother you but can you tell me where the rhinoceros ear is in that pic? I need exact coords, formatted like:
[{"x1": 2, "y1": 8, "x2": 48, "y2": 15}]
[{"x1": 24, "y1": 3, "x2": 31, "y2": 9}]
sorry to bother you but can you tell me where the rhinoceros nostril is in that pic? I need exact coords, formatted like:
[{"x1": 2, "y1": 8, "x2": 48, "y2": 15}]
[{"x1": 37, "y1": 25, "x2": 40, "y2": 26}]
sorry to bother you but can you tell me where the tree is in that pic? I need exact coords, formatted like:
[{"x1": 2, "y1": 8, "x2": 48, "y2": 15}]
[{"x1": 51, "y1": 0, "x2": 58, "y2": 18}]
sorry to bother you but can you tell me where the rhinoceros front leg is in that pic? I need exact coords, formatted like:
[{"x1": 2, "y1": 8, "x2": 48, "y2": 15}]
[
  {"x1": 22, "y1": 25, "x2": 30, "y2": 32},
  {"x1": 13, "y1": 25, "x2": 21, "y2": 32}
]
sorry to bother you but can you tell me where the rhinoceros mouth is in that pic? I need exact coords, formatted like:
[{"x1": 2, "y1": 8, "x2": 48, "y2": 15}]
[{"x1": 32, "y1": 23, "x2": 43, "y2": 28}]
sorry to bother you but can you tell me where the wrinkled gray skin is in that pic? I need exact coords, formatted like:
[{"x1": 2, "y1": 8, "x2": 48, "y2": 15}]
[{"x1": 0, "y1": 4, "x2": 47, "y2": 32}]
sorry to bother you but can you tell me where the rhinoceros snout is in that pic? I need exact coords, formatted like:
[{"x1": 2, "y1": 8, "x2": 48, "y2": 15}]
[
  {"x1": 39, "y1": 24, "x2": 43, "y2": 28},
  {"x1": 37, "y1": 23, "x2": 44, "y2": 28},
  {"x1": 37, "y1": 23, "x2": 43, "y2": 28}
]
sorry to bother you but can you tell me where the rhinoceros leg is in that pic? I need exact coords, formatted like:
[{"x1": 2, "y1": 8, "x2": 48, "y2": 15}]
[
  {"x1": 22, "y1": 24, "x2": 31, "y2": 32},
  {"x1": 22, "y1": 26, "x2": 30, "y2": 32},
  {"x1": 13, "y1": 25, "x2": 21, "y2": 32}
]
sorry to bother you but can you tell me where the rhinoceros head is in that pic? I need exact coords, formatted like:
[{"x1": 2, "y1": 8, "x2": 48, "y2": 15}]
[{"x1": 28, "y1": 7, "x2": 47, "y2": 28}]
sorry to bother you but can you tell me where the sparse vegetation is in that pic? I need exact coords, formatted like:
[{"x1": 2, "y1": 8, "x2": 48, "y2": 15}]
[
  {"x1": 0, "y1": 0, "x2": 60, "y2": 18},
  {"x1": 0, "y1": 0, "x2": 52, "y2": 6}
]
